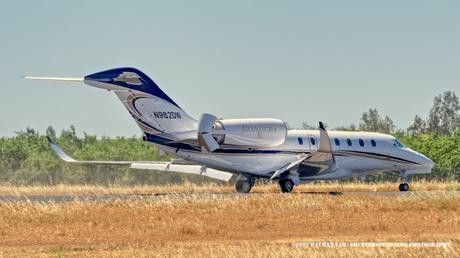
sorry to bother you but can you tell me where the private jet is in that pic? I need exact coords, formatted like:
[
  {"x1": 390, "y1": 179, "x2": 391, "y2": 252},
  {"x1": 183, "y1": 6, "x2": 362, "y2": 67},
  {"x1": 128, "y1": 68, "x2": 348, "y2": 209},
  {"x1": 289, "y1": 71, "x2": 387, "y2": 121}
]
[{"x1": 25, "y1": 68, "x2": 434, "y2": 193}]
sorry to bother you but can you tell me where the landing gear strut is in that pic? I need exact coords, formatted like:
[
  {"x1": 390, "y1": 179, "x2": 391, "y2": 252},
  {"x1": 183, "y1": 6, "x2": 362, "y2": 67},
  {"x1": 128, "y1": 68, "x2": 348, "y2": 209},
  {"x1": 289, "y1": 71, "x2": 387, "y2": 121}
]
[
  {"x1": 279, "y1": 178, "x2": 295, "y2": 193},
  {"x1": 235, "y1": 176, "x2": 255, "y2": 193}
]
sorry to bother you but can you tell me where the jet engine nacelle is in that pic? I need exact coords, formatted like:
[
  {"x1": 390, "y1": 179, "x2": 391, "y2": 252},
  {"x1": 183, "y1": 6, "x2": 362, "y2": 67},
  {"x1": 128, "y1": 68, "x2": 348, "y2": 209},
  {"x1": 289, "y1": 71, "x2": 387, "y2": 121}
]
[{"x1": 197, "y1": 113, "x2": 288, "y2": 152}]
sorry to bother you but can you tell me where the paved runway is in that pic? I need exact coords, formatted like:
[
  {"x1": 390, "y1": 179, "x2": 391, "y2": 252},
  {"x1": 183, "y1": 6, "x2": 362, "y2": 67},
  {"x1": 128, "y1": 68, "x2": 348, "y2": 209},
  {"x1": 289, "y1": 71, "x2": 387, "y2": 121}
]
[{"x1": 0, "y1": 191, "x2": 457, "y2": 203}]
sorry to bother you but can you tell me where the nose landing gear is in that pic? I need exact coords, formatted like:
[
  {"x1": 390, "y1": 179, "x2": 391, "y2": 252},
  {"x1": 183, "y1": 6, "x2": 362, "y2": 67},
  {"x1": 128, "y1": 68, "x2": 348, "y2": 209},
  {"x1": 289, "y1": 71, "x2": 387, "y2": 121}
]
[
  {"x1": 398, "y1": 173, "x2": 410, "y2": 192},
  {"x1": 399, "y1": 182, "x2": 409, "y2": 191}
]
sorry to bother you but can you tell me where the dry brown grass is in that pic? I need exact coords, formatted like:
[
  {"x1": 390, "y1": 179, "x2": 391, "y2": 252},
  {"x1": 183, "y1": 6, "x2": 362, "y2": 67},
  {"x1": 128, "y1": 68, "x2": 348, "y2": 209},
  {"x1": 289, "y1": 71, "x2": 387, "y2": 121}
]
[
  {"x1": 0, "y1": 184, "x2": 459, "y2": 257},
  {"x1": 0, "y1": 180, "x2": 458, "y2": 195}
]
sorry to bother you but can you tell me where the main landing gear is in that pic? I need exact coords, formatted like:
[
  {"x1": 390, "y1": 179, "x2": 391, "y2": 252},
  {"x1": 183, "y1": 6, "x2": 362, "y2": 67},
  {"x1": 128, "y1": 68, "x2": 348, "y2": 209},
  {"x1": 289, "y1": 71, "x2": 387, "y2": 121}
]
[
  {"x1": 235, "y1": 176, "x2": 255, "y2": 193},
  {"x1": 234, "y1": 176, "x2": 296, "y2": 193},
  {"x1": 279, "y1": 178, "x2": 295, "y2": 193}
]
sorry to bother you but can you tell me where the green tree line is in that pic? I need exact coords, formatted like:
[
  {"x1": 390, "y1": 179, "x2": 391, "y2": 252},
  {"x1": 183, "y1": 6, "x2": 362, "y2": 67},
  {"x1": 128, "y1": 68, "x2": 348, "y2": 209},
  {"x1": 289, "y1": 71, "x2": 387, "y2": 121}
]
[{"x1": 0, "y1": 126, "x2": 216, "y2": 185}]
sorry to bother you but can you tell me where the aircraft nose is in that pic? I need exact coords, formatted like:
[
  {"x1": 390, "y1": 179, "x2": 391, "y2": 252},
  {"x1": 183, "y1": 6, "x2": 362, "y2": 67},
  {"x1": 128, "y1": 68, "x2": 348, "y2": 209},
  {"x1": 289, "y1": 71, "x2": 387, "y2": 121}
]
[
  {"x1": 422, "y1": 155, "x2": 434, "y2": 168},
  {"x1": 411, "y1": 149, "x2": 434, "y2": 169}
]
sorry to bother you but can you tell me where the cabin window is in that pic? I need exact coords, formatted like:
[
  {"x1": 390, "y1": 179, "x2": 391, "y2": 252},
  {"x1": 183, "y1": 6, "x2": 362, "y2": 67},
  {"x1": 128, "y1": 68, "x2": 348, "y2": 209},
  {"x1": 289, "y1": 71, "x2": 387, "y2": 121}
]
[
  {"x1": 371, "y1": 139, "x2": 376, "y2": 147},
  {"x1": 310, "y1": 137, "x2": 316, "y2": 146},
  {"x1": 359, "y1": 139, "x2": 364, "y2": 147},
  {"x1": 347, "y1": 139, "x2": 352, "y2": 146},
  {"x1": 334, "y1": 138, "x2": 340, "y2": 146},
  {"x1": 297, "y1": 137, "x2": 303, "y2": 145}
]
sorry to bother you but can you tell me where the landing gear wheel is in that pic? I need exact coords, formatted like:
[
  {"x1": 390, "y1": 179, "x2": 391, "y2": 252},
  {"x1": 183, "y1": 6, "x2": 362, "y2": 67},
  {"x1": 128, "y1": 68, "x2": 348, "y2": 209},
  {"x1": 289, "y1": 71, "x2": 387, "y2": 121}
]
[
  {"x1": 235, "y1": 179, "x2": 252, "y2": 193},
  {"x1": 279, "y1": 178, "x2": 294, "y2": 193},
  {"x1": 399, "y1": 183, "x2": 409, "y2": 192}
]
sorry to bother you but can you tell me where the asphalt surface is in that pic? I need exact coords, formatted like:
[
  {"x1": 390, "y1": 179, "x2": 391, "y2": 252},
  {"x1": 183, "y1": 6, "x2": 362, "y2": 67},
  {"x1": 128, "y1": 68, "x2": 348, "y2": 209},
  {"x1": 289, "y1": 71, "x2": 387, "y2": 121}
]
[{"x1": 0, "y1": 191, "x2": 457, "y2": 203}]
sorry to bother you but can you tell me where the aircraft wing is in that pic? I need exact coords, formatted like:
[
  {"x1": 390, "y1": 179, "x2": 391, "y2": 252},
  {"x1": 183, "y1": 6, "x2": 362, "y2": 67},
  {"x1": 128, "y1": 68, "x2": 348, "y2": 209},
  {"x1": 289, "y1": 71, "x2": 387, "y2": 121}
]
[
  {"x1": 271, "y1": 122, "x2": 336, "y2": 180},
  {"x1": 47, "y1": 137, "x2": 234, "y2": 182},
  {"x1": 308, "y1": 122, "x2": 336, "y2": 163},
  {"x1": 271, "y1": 153, "x2": 308, "y2": 179},
  {"x1": 296, "y1": 122, "x2": 337, "y2": 176}
]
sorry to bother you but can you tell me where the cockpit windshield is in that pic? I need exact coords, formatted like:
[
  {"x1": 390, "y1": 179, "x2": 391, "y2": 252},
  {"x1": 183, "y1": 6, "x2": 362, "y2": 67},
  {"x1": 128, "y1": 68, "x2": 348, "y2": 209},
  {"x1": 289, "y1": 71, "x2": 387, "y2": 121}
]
[{"x1": 393, "y1": 139, "x2": 406, "y2": 148}]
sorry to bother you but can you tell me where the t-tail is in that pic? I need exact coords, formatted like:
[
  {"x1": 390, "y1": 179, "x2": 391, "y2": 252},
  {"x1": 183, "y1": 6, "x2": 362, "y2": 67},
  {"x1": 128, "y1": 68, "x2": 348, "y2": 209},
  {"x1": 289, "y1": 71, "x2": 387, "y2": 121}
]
[{"x1": 25, "y1": 68, "x2": 198, "y2": 137}]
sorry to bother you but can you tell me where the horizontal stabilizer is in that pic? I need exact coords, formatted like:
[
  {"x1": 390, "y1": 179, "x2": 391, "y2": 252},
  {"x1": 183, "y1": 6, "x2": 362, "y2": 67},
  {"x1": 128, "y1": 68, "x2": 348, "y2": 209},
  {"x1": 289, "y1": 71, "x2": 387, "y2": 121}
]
[{"x1": 23, "y1": 76, "x2": 84, "y2": 82}]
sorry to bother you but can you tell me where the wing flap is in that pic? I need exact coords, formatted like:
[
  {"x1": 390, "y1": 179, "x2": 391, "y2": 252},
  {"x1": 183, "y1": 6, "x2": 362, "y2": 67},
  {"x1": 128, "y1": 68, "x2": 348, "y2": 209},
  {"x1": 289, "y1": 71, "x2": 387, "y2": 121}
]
[{"x1": 130, "y1": 163, "x2": 233, "y2": 181}]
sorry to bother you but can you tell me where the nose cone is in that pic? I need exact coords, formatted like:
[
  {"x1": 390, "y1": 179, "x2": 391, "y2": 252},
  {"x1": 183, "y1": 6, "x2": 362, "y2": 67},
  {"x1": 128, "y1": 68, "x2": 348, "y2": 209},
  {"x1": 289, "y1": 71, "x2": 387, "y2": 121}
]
[
  {"x1": 417, "y1": 150, "x2": 434, "y2": 167},
  {"x1": 424, "y1": 155, "x2": 434, "y2": 166},
  {"x1": 406, "y1": 148, "x2": 434, "y2": 173},
  {"x1": 420, "y1": 155, "x2": 434, "y2": 171}
]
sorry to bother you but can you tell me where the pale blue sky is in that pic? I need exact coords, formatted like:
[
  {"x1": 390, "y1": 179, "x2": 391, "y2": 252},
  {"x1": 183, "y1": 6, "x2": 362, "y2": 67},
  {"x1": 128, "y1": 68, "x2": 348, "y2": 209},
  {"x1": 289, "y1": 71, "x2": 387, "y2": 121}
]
[{"x1": 1, "y1": 1, "x2": 459, "y2": 137}]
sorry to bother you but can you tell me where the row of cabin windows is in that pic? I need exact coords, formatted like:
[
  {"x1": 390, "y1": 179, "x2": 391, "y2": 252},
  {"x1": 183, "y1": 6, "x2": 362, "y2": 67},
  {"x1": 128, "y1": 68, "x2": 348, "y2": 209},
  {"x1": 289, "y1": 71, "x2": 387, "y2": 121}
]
[
  {"x1": 297, "y1": 137, "x2": 316, "y2": 146},
  {"x1": 339, "y1": 138, "x2": 377, "y2": 147},
  {"x1": 297, "y1": 137, "x2": 377, "y2": 147}
]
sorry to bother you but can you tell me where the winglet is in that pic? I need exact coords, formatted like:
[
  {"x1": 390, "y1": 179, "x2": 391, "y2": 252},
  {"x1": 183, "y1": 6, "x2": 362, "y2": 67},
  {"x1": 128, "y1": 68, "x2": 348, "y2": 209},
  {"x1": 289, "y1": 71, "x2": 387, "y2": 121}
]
[
  {"x1": 318, "y1": 121, "x2": 332, "y2": 152},
  {"x1": 47, "y1": 136, "x2": 78, "y2": 162},
  {"x1": 46, "y1": 136, "x2": 56, "y2": 144},
  {"x1": 319, "y1": 121, "x2": 326, "y2": 131},
  {"x1": 318, "y1": 121, "x2": 336, "y2": 163},
  {"x1": 47, "y1": 137, "x2": 132, "y2": 165}
]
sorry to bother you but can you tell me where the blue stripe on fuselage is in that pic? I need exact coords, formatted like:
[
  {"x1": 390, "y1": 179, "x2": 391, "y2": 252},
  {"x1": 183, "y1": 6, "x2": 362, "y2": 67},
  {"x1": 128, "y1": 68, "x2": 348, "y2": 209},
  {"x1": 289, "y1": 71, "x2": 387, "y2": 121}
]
[
  {"x1": 144, "y1": 133, "x2": 286, "y2": 154},
  {"x1": 144, "y1": 133, "x2": 421, "y2": 164}
]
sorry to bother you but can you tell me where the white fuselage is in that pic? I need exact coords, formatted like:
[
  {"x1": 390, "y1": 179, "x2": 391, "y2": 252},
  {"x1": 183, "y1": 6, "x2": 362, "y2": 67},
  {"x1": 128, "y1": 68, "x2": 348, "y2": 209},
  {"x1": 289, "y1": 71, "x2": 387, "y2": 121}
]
[
  {"x1": 152, "y1": 129, "x2": 434, "y2": 181},
  {"x1": 79, "y1": 74, "x2": 433, "y2": 182}
]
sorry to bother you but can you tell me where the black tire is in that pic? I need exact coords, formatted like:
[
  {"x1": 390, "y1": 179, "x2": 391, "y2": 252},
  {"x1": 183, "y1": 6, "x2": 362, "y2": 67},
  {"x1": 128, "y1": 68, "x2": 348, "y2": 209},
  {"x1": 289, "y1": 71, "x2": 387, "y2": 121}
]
[
  {"x1": 399, "y1": 183, "x2": 409, "y2": 192},
  {"x1": 235, "y1": 179, "x2": 252, "y2": 193},
  {"x1": 279, "y1": 178, "x2": 294, "y2": 193}
]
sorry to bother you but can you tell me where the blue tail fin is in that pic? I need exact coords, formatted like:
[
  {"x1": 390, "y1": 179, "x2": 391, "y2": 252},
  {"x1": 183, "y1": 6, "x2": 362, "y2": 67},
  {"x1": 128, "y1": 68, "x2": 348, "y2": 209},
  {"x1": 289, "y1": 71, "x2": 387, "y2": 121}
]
[{"x1": 84, "y1": 67, "x2": 197, "y2": 135}]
